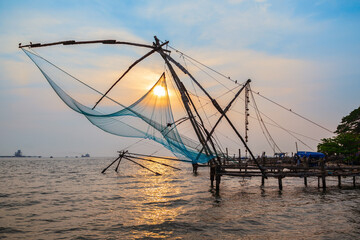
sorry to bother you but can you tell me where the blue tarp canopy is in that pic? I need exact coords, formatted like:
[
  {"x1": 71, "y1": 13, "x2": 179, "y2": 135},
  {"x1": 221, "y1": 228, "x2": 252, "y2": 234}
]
[{"x1": 296, "y1": 151, "x2": 325, "y2": 158}]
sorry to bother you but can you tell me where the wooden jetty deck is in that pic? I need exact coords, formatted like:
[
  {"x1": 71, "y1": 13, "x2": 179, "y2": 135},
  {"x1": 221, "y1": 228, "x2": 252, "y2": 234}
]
[
  {"x1": 103, "y1": 152, "x2": 360, "y2": 194},
  {"x1": 210, "y1": 157, "x2": 360, "y2": 193}
]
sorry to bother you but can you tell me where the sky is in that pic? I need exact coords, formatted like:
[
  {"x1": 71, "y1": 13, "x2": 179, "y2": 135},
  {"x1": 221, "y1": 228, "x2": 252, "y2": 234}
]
[{"x1": 0, "y1": 0, "x2": 359, "y2": 157}]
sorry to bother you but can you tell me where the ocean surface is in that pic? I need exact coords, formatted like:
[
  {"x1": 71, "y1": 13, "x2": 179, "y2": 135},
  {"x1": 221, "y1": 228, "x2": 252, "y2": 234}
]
[{"x1": 0, "y1": 157, "x2": 359, "y2": 239}]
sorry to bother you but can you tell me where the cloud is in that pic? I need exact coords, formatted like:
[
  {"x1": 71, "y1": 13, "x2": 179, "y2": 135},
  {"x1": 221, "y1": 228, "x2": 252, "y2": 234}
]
[{"x1": 1, "y1": 0, "x2": 359, "y2": 156}]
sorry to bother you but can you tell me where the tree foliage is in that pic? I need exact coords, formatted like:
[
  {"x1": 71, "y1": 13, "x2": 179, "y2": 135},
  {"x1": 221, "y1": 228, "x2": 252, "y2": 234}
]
[
  {"x1": 318, "y1": 106, "x2": 360, "y2": 163},
  {"x1": 336, "y1": 106, "x2": 360, "y2": 134}
]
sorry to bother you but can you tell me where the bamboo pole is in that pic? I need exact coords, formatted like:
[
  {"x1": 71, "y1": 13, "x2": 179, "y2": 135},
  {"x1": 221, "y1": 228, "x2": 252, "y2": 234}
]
[
  {"x1": 102, "y1": 156, "x2": 121, "y2": 174},
  {"x1": 123, "y1": 157, "x2": 161, "y2": 176},
  {"x1": 115, "y1": 151, "x2": 127, "y2": 172}
]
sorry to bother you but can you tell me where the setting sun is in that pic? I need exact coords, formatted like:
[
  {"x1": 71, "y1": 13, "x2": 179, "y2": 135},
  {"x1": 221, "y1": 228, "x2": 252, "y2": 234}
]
[{"x1": 153, "y1": 85, "x2": 166, "y2": 97}]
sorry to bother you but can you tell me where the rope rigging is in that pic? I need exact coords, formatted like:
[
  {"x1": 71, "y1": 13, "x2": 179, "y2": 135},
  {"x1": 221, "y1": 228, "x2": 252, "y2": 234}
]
[
  {"x1": 166, "y1": 43, "x2": 334, "y2": 135},
  {"x1": 20, "y1": 36, "x2": 330, "y2": 174},
  {"x1": 171, "y1": 46, "x2": 326, "y2": 153}
]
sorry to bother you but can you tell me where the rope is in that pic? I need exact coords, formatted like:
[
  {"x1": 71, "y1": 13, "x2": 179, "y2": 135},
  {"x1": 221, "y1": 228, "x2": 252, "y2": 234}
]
[
  {"x1": 181, "y1": 56, "x2": 225, "y2": 153},
  {"x1": 250, "y1": 86, "x2": 282, "y2": 153},
  {"x1": 166, "y1": 44, "x2": 333, "y2": 134},
  {"x1": 167, "y1": 44, "x2": 238, "y2": 83},
  {"x1": 250, "y1": 91, "x2": 334, "y2": 134}
]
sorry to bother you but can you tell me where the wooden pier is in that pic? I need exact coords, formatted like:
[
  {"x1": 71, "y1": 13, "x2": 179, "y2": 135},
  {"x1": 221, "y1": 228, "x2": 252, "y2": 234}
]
[{"x1": 210, "y1": 157, "x2": 360, "y2": 193}]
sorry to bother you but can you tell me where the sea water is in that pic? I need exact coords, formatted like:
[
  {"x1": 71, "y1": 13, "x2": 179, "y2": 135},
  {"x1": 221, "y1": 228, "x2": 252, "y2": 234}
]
[{"x1": 0, "y1": 157, "x2": 359, "y2": 239}]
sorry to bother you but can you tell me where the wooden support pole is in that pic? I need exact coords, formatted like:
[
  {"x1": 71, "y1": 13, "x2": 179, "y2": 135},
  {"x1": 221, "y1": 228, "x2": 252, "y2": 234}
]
[
  {"x1": 101, "y1": 156, "x2": 121, "y2": 173},
  {"x1": 216, "y1": 174, "x2": 221, "y2": 194},
  {"x1": 261, "y1": 176, "x2": 265, "y2": 187},
  {"x1": 322, "y1": 176, "x2": 326, "y2": 190},
  {"x1": 192, "y1": 163, "x2": 198, "y2": 174},
  {"x1": 318, "y1": 177, "x2": 320, "y2": 188},
  {"x1": 354, "y1": 176, "x2": 356, "y2": 187},
  {"x1": 278, "y1": 177, "x2": 283, "y2": 191},
  {"x1": 304, "y1": 176, "x2": 308, "y2": 187},
  {"x1": 115, "y1": 151, "x2": 126, "y2": 172},
  {"x1": 115, "y1": 156, "x2": 122, "y2": 172},
  {"x1": 338, "y1": 175, "x2": 342, "y2": 188},
  {"x1": 210, "y1": 166, "x2": 215, "y2": 187},
  {"x1": 321, "y1": 158, "x2": 326, "y2": 191},
  {"x1": 278, "y1": 167, "x2": 283, "y2": 190},
  {"x1": 215, "y1": 165, "x2": 221, "y2": 194}
]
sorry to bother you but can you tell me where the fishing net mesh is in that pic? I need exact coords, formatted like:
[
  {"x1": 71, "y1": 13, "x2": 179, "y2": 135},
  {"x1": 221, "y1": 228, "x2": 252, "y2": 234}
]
[{"x1": 23, "y1": 49, "x2": 214, "y2": 163}]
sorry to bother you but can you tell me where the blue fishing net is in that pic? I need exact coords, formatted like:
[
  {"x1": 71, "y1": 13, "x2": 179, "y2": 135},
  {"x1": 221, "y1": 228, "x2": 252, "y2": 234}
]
[{"x1": 23, "y1": 49, "x2": 214, "y2": 163}]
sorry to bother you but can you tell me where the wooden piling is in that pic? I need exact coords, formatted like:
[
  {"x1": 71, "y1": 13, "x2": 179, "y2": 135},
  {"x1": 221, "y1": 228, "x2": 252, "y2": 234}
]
[
  {"x1": 210, "y1": 166, "x2": 215, "y2": 187},
  {"x1": 353, "y1": 176, "x2": 356, "y2": 187},
  {"x1": 115, "y1": 157, "x2": 122, "y2": 172},
  {"x1": 304, "y1": 176, "x2": 307, "y2": 187},
  {"x1": 278, "y1": 167, "x2": 283, "y2": 190},
  {"x1": 338, "y1": 175, "x2": 341, "y2": 188},
  {"x1": 215, "y1": 165, "x2": 221, "y2": 194},
  {"x1": 320, "y1": 158, "x2": 326, "y2": 190},
  {"x1": 261, "y1": 176, "x2": 265, "y2": 187},
  {"x1": 278, "y1": 177, "x2": 283, "y2": 190}
]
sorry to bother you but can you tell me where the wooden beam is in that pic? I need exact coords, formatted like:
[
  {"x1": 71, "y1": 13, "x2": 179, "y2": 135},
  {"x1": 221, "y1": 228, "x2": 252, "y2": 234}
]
[
  {"x1": 92, "y1": 41, "x2": 169, "y2": 109},
  {"x1": 19, "y1": 39, "x2": 171, "y2": 52}
]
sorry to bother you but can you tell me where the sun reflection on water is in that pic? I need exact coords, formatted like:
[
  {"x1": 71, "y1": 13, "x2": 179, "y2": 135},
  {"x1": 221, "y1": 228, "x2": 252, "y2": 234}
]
[{"x1": 134, "y1": 158, "x2": 183, "y2": 225}]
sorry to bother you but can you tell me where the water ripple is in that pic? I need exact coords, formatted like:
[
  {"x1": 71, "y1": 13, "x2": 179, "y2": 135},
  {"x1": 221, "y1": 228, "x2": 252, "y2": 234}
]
[{"x1": 0, "y1": 157, "x2": 359, "y2": 239}]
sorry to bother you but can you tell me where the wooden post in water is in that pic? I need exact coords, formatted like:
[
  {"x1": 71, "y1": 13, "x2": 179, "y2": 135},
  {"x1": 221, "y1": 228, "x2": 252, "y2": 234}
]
[
  {"x1": 304, "y1": 176, "x2": 308, "y2": 187},
  {"x1": 354, "y1": 176, "x2": 356, "y2": 187},
  {"x1": 215, "y1": 165, "x2": 221, "y2": 194},
  {"x1": 278, "y1": 167, "x2": 283, "y2": 190},
  {"x1": 210, "y1": 166, "x2": 215, "y2": 187},
  {"x1": 338, "y1": 175, "x2": 342, "y2": 188},
  {"x1": 318, "y1": 177, "x2": 320, "y2": 188},
  {"x1": 278, "y1": 177, "x2": 283, "y2": 191},
  {"x1": 261, "y1": 176, "x2": 265, "y2": 187},
  {"x1": 320, "y1": 158, "x2": 326, "y2": 191}
]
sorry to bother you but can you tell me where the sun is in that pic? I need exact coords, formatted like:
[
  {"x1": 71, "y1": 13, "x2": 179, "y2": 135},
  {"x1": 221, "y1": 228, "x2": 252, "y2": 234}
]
[{"x1": 153, "y1": 85, "x2": 166, "y2": 97}]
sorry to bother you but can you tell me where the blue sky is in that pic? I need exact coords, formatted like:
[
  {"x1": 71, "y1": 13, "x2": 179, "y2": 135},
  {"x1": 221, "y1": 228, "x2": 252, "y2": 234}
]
[{"x1": 0, "y1": 0, "x2": 359, "y2": 157}]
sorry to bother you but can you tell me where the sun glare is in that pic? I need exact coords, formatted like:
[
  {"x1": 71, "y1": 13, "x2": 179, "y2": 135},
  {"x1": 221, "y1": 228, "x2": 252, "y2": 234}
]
[{"x1": 153, "y1": 86, "x2": 166, "y2": 97}]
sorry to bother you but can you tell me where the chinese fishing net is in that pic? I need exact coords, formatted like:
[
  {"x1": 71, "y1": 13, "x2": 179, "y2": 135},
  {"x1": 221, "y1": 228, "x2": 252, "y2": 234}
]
[{"x1": 23, "y1": 48, "x2": 214, "y2": 164}]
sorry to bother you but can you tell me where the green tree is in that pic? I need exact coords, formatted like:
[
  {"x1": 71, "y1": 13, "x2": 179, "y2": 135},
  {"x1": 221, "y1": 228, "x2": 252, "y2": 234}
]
[
  {"x1": 318, "y1": 106, "x2": 360, "y2": 164},
  {"x1": 336, "y1": 106, "x2": 360, "y2": 134}
]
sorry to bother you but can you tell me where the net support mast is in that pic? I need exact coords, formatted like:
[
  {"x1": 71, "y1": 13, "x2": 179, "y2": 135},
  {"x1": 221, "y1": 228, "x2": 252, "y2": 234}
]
[
  {"x1": 153, "y1": 37, "x2": 216, "y2": 162},
  {"x1": 162, "y1": 42, "x2": 266, "y2": 178}
]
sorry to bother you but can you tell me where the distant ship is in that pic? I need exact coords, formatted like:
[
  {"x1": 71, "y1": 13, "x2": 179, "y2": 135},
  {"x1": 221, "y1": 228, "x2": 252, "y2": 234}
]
[{"x1": 14, "y1": 150, "x2": 23, "y2": 157}]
